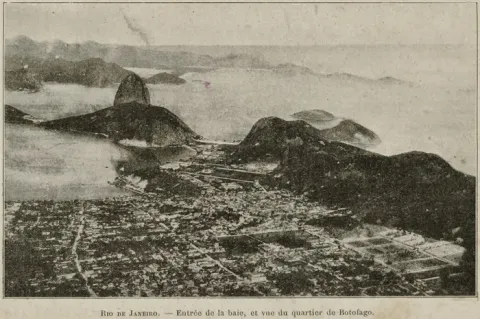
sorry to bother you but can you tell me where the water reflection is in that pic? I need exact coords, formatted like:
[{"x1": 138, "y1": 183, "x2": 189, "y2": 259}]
[{"x1": 5, "y1": 124, "x2": 196, "y2": 201}]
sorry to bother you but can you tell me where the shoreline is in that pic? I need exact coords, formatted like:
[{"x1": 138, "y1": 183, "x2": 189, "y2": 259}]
[{"x1": 4, "y1": 144, "x2": 471, "y2": 297}]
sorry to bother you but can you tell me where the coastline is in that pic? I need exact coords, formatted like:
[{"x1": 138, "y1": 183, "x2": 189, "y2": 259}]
[{"x1": 4, "y1": 143, "x2": 472, "y2": 297}]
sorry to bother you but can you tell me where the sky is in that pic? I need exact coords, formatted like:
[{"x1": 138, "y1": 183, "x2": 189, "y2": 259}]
[{"x1": 4, "y1": 3, "x2": 477, "y2": 46}]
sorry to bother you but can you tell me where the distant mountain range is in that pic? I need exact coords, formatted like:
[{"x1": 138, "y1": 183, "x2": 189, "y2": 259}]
[
  {"x1": 292, "y1": 109, "x2": 336, "y2": 122},
  {"x1": 322, "y1": 72, "x2": 413, "y2": 86},
  {"x1": 5, "y1": 36, "x2": 411, "y2": 85},
  {"x1": 272, "y1": 63, "x2": 318, "y2": 76},
  {"x1": 145, "y1": 72, "x2": 186, "y2": 85},
  {"x1": 5, "y1": 57, "x2": 131, "y2": 88},
  {"x1": 5, "y1": 68, "x2": 43, "y2": 92},
  {"x1": 5, "y1": 56, "x2": 188, "y2": 90},
  {"x1": 291, "y1": 109, "x2": 381, "y2": 148},
  {"x1": 5, "y1": 36, "x2": 270, "y2": 71}
]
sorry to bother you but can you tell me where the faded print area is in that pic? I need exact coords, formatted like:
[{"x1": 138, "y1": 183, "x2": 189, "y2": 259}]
[{"x1": 3, "y1": 3, "x2": 476, "y2": 297}]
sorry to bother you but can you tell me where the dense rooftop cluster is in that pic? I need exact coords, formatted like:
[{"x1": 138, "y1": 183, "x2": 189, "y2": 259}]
[{"x1": 5, "y1": 145, "x2": 468, "y2": 296}]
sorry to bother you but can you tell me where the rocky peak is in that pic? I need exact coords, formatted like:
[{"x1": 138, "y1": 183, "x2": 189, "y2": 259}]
[{"x1": 114, "y1": 73, "x2": 150, "y2": 106}]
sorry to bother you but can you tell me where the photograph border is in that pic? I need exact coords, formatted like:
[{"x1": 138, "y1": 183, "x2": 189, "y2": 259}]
[{"x1": 2, "y1": 0, "x2": 478, "y2": 300}]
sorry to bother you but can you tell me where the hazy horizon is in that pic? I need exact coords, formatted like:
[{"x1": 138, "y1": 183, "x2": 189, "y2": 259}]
[
  {"x1": 7, "y1": 35, "x2": 475, "y2": 47},
  {"x1": 5, "y1": 3, "x2": 476, "y2": 46}
]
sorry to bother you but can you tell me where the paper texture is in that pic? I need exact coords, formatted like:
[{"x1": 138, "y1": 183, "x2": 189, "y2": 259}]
[{"x1": 1, "y1": 1, "x2": 479, "y2": 318}]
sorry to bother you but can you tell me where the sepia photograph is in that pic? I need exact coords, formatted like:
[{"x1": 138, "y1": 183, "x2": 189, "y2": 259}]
[{"x1": 3, "y1": 2, "x2": 477, "y2": 298}]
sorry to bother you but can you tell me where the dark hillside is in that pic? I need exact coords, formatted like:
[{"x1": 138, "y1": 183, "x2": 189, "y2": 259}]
[
  {"x1": 40, "y1": 102, "x2": 200, "y2": 147},
  {"x1": 275, "y1": 144, "x2": 475, "y2": 241},
  {"x1": 34, "y1": 58, "x2": 131, "y2": 87},
  {"x1": 5, "y1": 56, "x2": 131, "y2": 88},
  {"x1": 292, "y1": 109, "x2": 335, "y2": 122},
  {"x1": 232, "y1": 117, "x2": 475, "y2": 245},
  {"x1": 5, "y1": 105, "x2": 37, "y2": 124},
  {"x1": 144, "y1": 72, "x2": 186, "y2": 85},
  {"x1": 318, "y1": 119, "x2": 381, "y2": 147},
  {"x1": 5, "y1": 68, "x2": 42, "y2": 92},
  {"x1": 230, "y1": 117, "x2": 371, "y2": 162}
]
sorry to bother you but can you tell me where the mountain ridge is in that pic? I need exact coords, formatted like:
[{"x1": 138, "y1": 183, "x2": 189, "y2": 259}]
[
  {"x1": 40, "y1": 102, "x2": 200, "y2": 147},
  {"x1": 229, "y1": 117, "x2": 475, "y2": 246},
  {"x1": 6, "y1": 36, "x2": 410, "y2": 85},
  {"x1": 5, "y1": 55, "x2": 132, "y2": 88}
]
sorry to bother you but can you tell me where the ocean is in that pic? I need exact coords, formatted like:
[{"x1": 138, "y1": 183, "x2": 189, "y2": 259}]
[
  {"x1": 5, "y1": 123, "x2": 132, "y2": 200},
  {"x1": 5, "y1": 45, "x2": 476, "y2": 200}
]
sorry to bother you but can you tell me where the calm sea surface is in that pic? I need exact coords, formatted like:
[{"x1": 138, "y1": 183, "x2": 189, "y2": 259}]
[
  {"x1": 5, "y1": 45, "x2": 476, "y2": 200},
  {"x1": 5, "y1": 124, "x2": 133, "y2": 201}
]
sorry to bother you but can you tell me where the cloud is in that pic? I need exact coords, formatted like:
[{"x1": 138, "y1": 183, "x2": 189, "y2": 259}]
[{"x1": 121, "y1": 10, "x2": 150, "y2": 46}]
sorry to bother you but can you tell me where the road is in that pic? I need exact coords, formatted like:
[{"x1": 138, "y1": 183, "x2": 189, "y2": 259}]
[{"x1": 72, "y1": 204, "x2": 97, "y2": 297}]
